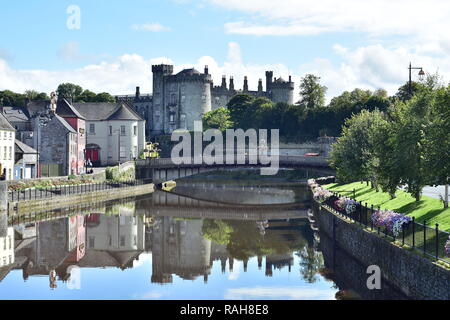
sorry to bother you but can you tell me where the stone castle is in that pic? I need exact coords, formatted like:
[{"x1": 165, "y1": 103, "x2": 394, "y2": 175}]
[{"x1": 117, "y1": 64, "x2": 294, "y2": 138}]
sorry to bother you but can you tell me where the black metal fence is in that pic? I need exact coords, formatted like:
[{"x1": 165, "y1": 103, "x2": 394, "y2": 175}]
[
  {"x1": 322, "y1": 191, "x2": 450, "y2": 264},
  {"x1": 9, "y1": 179, "x2": 151, "y2": 202}
]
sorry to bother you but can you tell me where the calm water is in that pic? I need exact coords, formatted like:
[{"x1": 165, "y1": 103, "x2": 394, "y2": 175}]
[{"x1": 0, "y1": 169, "x2": 406, "y2": 300}]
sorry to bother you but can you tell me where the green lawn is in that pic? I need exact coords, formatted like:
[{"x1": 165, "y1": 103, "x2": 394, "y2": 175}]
[{"x1": 323, "y1": 181, "x2": 450, "y2": 232}]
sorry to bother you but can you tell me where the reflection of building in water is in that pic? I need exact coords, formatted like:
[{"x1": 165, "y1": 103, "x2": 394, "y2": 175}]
[
  {"x1": 209, "y1": 242, "x2": 234, "y2": 274},
  {"x1": 81, "y1": 214, "x2": 145, "y2": 270},
  {"x1": 0, "y1": 224, "x2": 15, "y2": 281},
  {"x1": 265, "y1": 253, "x2": 293, "y2": 277},
  {"x1": 150, "y1": 217, "x2": 211, "y2": 284}
]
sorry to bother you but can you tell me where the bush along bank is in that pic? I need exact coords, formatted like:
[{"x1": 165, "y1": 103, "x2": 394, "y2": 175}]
[{"x1": 308, "y1": 178, "x2": 450, "y2": 265}]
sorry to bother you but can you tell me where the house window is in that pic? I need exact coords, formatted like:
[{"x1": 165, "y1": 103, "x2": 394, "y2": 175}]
[
  {"x1": 9, "y1": 132, "x2": 12, "y2": 140},
  {"x1": 9, "y1": 146, "x2": 12, "y2": 160},
  {"x1": 109, "y1": 236, "x2": 112, "y2": 246},
  {"x1": 120, "y1": 125, "x2": 126, "y2": 136},
  {"x1": 120, "y1": 236, "x2": 125, "y2": 247},
  {"x1": 120, "y1": 146, "x2": 126, "y2": 158},
  {"x1": 89, "y1": 124, "x2": 95, "y2": 134},
  {"x1": 169, "y1": 113, "x2": 175, "y2": 123},
  {"x1": 3, "y1": 147, "x2": 6, "y2": 160},
  {"x1": 3, "y1": 132, "x2": 6, "y2": 139},
  {"x1": 133, "y1": 126, "x2": 137, "y2": 136},
  {"x1": 134, "y1": 146, "x2": 138, "y2": 158},
  {"x1": 89, "y1": 237, "x2": 95, "y2": 248},
  {"x1": 109, "y1": 126, "x2": 112, "y2": 136}
]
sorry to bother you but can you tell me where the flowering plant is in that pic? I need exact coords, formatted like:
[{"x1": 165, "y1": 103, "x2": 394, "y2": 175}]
[
  {"x1": 372, "y1": 209, "x2": 412, "y2": 237},
  {"x1": 445, "y1": 236, "x2": 450, "y2": 258},
  {"x1": 313, "y1": 187, "x2": 333, "y2": 203},
  {"x1": 334, "y1": 197, "x2": 346, "y2": 211},
  {"x1": 344, "y1": 199, "x2": 358, "y2": 215}
]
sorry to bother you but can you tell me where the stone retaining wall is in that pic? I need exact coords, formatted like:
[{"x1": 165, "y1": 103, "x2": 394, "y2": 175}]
[
  {"x1": 9, "y1": 183, "x2": 154, "y2": 215},
  {"x1": 310, "y1": 179, "x2": 450, "y2": 300}
]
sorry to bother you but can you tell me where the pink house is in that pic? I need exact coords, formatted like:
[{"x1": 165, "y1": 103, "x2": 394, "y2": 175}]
[{"x1": 56, "y1": 99, "x2": 86, "y2": 175}]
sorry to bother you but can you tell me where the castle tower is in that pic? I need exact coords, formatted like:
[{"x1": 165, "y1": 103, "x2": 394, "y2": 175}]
[
  {"x1": 258, "y1": 79, "x2": 263, "y2": 93},
  {"x1": 166, "y1": 67, "x2": 212, "y2": 132},
  {"x1": 265, "y1": 71, "x2": 273, "y2": 92},
  {"x1": 204, "y1": 65, "x2": 209, "y2": 75},
  {"x1": 152, "y1": 64, "x2": 173, "y2": 135},
  {"x1": 270, "y1": 75, "x2": 294, "y2": 104},
  {"x1": 243, "y1": 76, "x2": 249, "y2": 92},
  {"x1": 221, "y1": 75, "x2": 227, "y2": 88},
  {"x1": 229, "y1": 76, "x2": 234, "y2": 92}
]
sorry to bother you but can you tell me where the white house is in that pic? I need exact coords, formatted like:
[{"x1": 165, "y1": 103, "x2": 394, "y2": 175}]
[
  {"x1": 0, "y1": 227, "x2": 14, "y2": 268},
  {"x1": 73, "y1": 102, "x2": 145, "y2": 166},
  {"x1": 0, "y1": 113, "x2": 16, "y2": 180}
]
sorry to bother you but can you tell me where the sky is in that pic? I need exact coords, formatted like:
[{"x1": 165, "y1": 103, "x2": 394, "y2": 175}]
[{"x1": 0, "y1": 0, "x2": 449, "y2": 101}]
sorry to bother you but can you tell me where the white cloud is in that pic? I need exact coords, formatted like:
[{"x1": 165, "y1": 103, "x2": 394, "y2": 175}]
[
  {"x1": 131, "y1": 23, "x2": 171, "y2": 32},
  {"x1": 228, "y1": 261, "x2": 241, "y2": 280},
  {"x1": 1, "y1": 41, "x2": 448, "y2": 103},
  {"x1": 210, "y1": 0, "x2": 450, "y2": 40},
  {"x1": 133, "y1": 290, "x2": 164, "y2": 300},
  {"x1": 224, "y1": 286, "x2": 336, "y2": 300}
]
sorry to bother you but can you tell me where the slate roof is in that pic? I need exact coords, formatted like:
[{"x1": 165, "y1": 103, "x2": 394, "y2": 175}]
[
  {"x1": 15, "y1": 139, "x2": 38, "y2": 154},
  {"x1": 0, "y1": 113, "x2": 15, "y2": 131},
  {"x1": 72, "y1": 102, "x2": 143, "y2": 121},
  {"x1": 1, "y1": 106, "x2": 30, "y2": 122},
  {"x1": 55, "y1": 99, "x2": 85, "y2": 119},
  {"x1": 26, "y1": 100, "x2": 48, "y2": 117},
  {"x1": 177, "y1": 68, "x2": 201, "y2": 76}
]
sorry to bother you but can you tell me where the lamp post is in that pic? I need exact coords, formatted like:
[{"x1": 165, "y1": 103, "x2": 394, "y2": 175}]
[{"x1": 408, "y1": 62, "x2": 425, "y2": 96}]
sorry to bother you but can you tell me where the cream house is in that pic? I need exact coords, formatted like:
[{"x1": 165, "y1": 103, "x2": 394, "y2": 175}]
[
  {"x1": 73, "y1": 102, "x2": 145, "y2": 166},
  {"x1": 0, "y1": 113, "x2": 16, "y2": 180}
]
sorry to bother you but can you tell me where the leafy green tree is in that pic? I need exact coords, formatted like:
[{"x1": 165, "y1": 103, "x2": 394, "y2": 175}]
[
  {"x1": 94, "y1": 92, "x2": 115, "y2": 103},
  {"x1": 78, "y1": 89, "x2": 97, "y2": 102},
  {"x1": 423, "y1": 85, "x2": 450, "y2": 207},
  {"x1": 202, "y1": 107, "x2": 233, "y2": 131},
  {"x1": 395, "y1": 81, "x2": 425, "y2": 101},
  {"x1": 0, "y1": 90, "x2": 25, "y2": 107},
  {"x1": 298, "y1": 74, "x2": 327, "y2": 109},
  {"x1": 56, "y1": 83, "x2": 83, "y2": 102},
  {"x1": 330, "y1": 110, "x2": 385, "y2": 185},
  {"x1": 226, "y1": 93, "x2": 254, "y2": 128}
]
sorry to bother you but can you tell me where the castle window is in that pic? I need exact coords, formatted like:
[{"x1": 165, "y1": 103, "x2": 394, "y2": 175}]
[
  {"x1": 202, "y1": 95, "x2": 206, "y2": 102},
  {"x1": 169, "y1": 113, "x2": 175, "y2": 124},
  {"x1": 170, "y1": 94, "x2": 177, "y2": 105}
]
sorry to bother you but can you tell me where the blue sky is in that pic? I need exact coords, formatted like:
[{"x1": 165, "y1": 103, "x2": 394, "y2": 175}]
[{"x1": 0, "y1": 0, "x2": 449, "y2": 100}]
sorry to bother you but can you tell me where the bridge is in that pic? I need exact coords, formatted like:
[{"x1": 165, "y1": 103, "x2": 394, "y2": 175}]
[{"x1": 136, "y1": 155, "x2": 332, "y2": 183}]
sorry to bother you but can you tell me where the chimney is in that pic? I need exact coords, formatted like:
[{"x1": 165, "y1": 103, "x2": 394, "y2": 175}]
[
  {"x1": 258, "y1": 79, "x2": 263, "y2": 92},
  {"x1": 221, "y1": 75, "x2": 227, "y2": 88},
  {"x1": 289, "y1": 75, "x2": 292, "y2": 82},
  {"x1": 229, "y1": 76, "x2": 234, "y2": 91},
  {"x1": 204, "y1": 65, "x2": 209, "y2": 75},
  {"x1": 135, "y1": 86, "x2": 140, "y2": 98},
  {"x1": 243, "y1": 76, "x2": 248, "y2": 92}
]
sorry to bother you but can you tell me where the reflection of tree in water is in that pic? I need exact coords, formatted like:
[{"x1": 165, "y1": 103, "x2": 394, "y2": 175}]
[
  {"x1": 202, "y1": 219, "x2": 308, "y2": 261},
  {"x1": 296, "y1": 246, "x2": 324, "y2": 283}
]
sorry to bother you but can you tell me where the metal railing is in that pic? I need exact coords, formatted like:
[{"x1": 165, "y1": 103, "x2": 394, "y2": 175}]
[
  {"x1": 137, "y1": 155, "x2": 330, "y2": 168},
  {"x1": 322, "y1": 191, "x2": 450, "y2": 264},
  {"x1": 8, "y1": 179, "x2": 151, "y2": 202}
]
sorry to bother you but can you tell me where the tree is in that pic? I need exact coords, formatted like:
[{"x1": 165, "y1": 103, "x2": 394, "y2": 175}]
[
  {"x1": 226, "y1": 93, "x2": 254, "y2": 128},
  {"x1": 330, "y1": 110, "x2": 385, "y2": 185},
  {"x1": 423, "y1": 85, "x2": 450, "y2": 207},
  {"x1": 395, "y1": 81, "x2": 424, "y2": 101},
  {"x1": 202, "y1": 107, "x2": 233, "y2": 131},
  {"x1": 78, "y1": 89, "x2": 97, "y2": 102},
  {"x1": 94, "y1": 92, "x2": 115, "y2": 103},
  {"x1": 298, "y1": 74, "x2": 327, "y2": 109},
  {"x1": 56, "y1": 83, "x2": 83, "y2": 102}
]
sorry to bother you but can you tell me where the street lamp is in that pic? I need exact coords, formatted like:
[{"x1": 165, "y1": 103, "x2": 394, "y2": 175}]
[{"x1": 408, "y1": 62, "x2": 425, "y2": 96}]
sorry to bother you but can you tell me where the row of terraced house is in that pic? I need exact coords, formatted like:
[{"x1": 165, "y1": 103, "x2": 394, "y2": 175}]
[{"x1": 0, "y1": 98, "x2": 145, "y2": 180}]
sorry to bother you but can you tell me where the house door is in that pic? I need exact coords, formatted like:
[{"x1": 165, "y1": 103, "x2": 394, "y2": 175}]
[{"x1": 86, "y1": 144, "x2": 101, "y2": 166}]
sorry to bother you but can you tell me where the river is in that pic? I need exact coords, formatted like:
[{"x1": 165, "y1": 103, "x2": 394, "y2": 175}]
[{"x1": 0, "y1": 169, "x2": 407, "y2": 300}]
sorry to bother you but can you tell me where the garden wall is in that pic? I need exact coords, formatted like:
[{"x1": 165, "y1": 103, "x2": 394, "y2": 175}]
[{"x1": 310, "y1": 180, "x2": 450, "y2": 300}]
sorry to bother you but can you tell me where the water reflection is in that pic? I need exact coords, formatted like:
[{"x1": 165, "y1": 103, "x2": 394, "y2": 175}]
[{"x1": 0, "y1": 172, "x2": 396, "y2": 300}]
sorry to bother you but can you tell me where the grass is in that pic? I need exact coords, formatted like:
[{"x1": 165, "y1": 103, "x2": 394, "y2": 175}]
[{"x1": 323, "y1": 181, "x2": 450, "y2": 232}]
